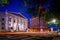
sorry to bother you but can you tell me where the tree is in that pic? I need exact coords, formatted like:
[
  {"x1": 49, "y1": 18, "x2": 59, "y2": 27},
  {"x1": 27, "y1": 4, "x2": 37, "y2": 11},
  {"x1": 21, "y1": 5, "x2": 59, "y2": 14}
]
[{"x1": 0, "y1": 0, "x2": 8, "y2": 6}]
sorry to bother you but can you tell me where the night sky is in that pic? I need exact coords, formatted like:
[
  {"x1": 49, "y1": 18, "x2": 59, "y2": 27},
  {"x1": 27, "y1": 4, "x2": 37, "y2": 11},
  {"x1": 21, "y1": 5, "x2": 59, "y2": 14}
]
[
  {"x1": 50, "y1": 0, "x2": 60, "y2": 19},
  {"x1": 0, "y1": 0, "x2": 53, "y2": 17},
  {"x1": 0, "y1": 0, "x2": 60, "y2": 28},
  {"x1": 0, "y1": 0, "x2": 53, "y2": 26}
]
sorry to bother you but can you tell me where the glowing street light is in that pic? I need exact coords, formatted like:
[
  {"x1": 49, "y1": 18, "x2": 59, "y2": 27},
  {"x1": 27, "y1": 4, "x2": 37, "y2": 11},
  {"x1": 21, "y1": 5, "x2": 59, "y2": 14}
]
[
  {"x1": 48, "y1": 18, "x2": 58, "y2": 24},
  {"x1": 52, "y1": 19, "x2": 56, "y2": 23}
]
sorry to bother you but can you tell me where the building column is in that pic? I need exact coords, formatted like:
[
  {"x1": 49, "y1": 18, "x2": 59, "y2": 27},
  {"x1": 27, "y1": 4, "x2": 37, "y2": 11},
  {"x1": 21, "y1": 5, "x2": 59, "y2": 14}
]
[
  {"x1": 51, "y1": 27, "x2": 53, "y2": 32},
  {"x1": 13, "y1": 18, "x2": 17, "y2": 31},
  {"x1": 25, "y1": 19, "x2": 28, "y2": 32},
  {"x1": 16, "y1": 18, "x2": 18, "y2": 32},
  {"x1": 10, "y1": 18, "x2": 14, "y2": 32},
  {"x1": 18, "y1": 18, "x2": 21, "y2": 31},
  {"x1": 5, "y1": 15, "x2": 9, "y2": 31}
]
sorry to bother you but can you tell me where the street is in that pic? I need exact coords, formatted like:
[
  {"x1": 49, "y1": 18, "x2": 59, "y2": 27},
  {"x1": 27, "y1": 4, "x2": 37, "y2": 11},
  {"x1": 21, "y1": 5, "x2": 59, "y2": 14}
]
[
  {"x1": 0, "y1": 34, "x2": 60, "y2": 40},
  {"x1": 0, "y1": 32, "x2": 60, "y2": 40}
]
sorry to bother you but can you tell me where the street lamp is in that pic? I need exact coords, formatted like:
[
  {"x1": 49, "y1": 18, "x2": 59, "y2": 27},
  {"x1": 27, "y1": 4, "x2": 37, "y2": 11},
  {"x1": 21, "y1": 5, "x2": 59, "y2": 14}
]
[{"x1": 51, "y1": 19, "x2": 56, "y2": 23}]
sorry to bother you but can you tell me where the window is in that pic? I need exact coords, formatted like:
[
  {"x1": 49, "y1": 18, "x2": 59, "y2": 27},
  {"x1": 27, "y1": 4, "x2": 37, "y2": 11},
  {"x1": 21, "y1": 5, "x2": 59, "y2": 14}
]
[
  {"x1": 11, "y1": 27, "x2": 13, "y2": 29},
  {"x1": 2, "y1": 23, "x2": 4, "y2": 25},
  {"x1": 2, "y1": 18, "x2": 4, "y2": 21},
  {"x1": 9, "y1": 18, "x2": 11, "y2": 22},
  {"x1": 2, "y1": 27, "x2": 4, "y2": 29},
  {"x1": 14, "y1": 19, "x2": 15, "y2": 23}
]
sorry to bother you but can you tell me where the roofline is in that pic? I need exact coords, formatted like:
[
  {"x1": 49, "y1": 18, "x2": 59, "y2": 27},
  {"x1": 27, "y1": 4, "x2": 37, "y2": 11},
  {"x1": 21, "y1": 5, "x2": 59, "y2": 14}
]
[
  {"x1": 18, "y1": 12, "x2": 27, "y2": 19},
  {"x1": 6, "y1": 10, "x2": 27, "y2": 19},
  {"x1": 30, "y1": 17, "x2": 38, "y2": 20}
]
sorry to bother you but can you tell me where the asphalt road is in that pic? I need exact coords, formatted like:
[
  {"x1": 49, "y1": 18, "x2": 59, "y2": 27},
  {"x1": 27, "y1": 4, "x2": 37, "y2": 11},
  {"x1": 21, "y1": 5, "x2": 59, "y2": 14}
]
[
  {"x1": 0, "y1": 34, "x2": 60, "y2": 40},
  {"x1": 0, "y1": 32, "x2": 58, "y2": 37},
  {"x1": 0, "y1": 32, "x2": 60, "y2": 40}
]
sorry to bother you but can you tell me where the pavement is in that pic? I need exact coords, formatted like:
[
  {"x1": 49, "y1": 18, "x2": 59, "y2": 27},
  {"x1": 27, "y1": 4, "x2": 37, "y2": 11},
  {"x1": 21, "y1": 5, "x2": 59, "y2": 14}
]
[
  {"x1": 0, "y1": 32, "x2": 60, "y2": 40},
  {"x1": 0, "y1": 32, "x2": 58, "y2": 37}
]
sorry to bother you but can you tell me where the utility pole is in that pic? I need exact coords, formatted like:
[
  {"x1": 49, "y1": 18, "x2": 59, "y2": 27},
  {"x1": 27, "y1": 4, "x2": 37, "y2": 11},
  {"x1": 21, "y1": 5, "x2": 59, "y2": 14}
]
[
  {"x1": 38, "y1": 5, "x2": 43, "y2": 32},
  {"x1": 38, "y1": 5, "x2": 48, "y2": 32}
]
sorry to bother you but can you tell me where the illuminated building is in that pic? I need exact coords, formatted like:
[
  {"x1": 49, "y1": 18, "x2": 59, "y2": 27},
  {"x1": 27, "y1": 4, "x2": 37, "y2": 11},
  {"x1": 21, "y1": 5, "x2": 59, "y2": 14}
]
[
  {"x1": 30, "y1": 17, "x2": 50, "y2": 32},
  {"x1": 0, "y1": 11, "x2": 28, "y2": 32},
  {"x1": 30, "y1": 17, "x2": 40, "y2": 28}
]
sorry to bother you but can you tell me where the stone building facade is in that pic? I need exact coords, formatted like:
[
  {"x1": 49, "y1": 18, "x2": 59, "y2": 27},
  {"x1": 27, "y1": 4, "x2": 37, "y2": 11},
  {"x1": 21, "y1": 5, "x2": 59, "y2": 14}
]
[{"x1": 0, "y1": 11, "x2": 28, "y2": 32}]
